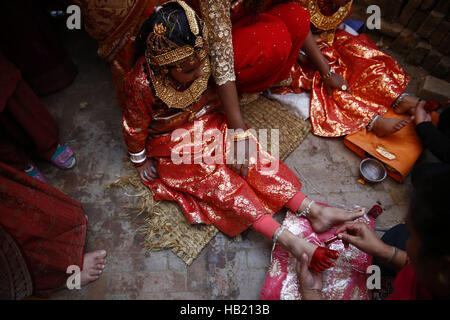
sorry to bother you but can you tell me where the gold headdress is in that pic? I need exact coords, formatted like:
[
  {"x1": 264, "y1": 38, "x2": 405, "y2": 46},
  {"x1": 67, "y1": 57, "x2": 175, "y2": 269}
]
[
  {"x1": 145, "y1": 0, "x2": 207, "y2": 68},
  {"x1": 144, "y1": 0, "x2": 210, "y2": 110}
]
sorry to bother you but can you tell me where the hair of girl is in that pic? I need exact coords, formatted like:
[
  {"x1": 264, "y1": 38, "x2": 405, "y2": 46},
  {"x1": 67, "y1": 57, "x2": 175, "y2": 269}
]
[{"x1": 133, "y1": 1, "x2": 203, "y2": 67}]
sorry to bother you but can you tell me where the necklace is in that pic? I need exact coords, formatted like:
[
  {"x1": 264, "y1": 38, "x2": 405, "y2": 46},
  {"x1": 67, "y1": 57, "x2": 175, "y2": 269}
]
[
  {"x1": 308, "y1": 0, "x2": 353, "y2": 31},
  {"x1": 146, "y1": 58, "x2": 211, "y2": 110}
]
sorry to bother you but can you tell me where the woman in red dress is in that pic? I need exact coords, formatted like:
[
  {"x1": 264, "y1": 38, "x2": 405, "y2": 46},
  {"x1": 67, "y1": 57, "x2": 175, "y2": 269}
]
[{"x1": 0, "y1": 162, "x2": 107, "y2": 298}]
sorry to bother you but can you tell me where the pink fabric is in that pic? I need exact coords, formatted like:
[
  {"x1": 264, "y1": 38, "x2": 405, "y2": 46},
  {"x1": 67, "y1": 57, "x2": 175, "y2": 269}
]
[
  {"x1": 251, "y1": 214, "x2": 281, "y2": 241},
  {"x1": 260, "y1": 206, "x2": 377, "y2": 300},
  {"x1": 285, "y1": 191, "x2": 306, "y2": 212}
]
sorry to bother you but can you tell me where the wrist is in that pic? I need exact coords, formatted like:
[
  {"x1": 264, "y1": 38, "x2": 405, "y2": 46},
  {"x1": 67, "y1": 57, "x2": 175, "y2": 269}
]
[
  {"x1": 301, "y1": 288, "x2": 322, "y2": 300},
  {"x1": 129, "y1": 149, "x2": 147, "y2": 166},
  {"x1": 321, "y1": 66, "x2": 335, "y2": 79},
  {"x1": 375, "y1": 242, "x2": 395, "y2": 261}
]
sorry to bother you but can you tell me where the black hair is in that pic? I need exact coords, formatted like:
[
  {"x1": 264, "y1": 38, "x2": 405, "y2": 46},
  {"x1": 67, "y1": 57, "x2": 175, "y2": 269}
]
[
  {"x1": 132, "y1": 2, "x2": 203, "y2": 67},
  {"x1": 409, "y1": 166, "x2": 450, "y2": 259}
]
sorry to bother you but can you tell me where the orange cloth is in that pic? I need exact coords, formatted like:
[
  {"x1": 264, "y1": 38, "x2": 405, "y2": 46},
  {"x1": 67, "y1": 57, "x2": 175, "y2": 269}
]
[{"x1": 344, "y1": 110, "x2": 439, "y2": 182}]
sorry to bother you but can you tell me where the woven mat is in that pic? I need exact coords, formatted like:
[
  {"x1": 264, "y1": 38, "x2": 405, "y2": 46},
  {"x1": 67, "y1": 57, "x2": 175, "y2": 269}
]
[{"x1": 109, "y1": 96, "x2": 311, "y2": 265}]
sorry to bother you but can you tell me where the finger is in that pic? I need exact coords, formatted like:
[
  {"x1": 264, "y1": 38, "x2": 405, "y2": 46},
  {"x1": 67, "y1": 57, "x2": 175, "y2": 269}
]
[
  {"x1": 140, "y1": 172, "x2": 149, "y2": 182},
  {"x1": 297, "y1": 253, "x2": 309, "y2": 277},
  {"x1": 326, "y1": 86, "x2": 332, "y2": 97},
  {"x1": 326, "y1": 249, "x2": 339, "y2": 259},
  {"x1": 335, "y1": 222, "x2": 355, "y2": 235},
  {"x1": 337, "y1": 232, "x2": 358, "y2": 245},
  {"x1": 242, "y1": 162, "x2": 249, "y2": 179},
  {"x1": 144, "y1": 171, "x2": 153, "y2": 181}
]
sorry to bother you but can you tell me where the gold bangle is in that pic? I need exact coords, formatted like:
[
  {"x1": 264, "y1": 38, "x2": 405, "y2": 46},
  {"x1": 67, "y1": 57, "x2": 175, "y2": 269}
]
[{"x1": 232, "y1": 130, "x2": 252, "y2": 142}]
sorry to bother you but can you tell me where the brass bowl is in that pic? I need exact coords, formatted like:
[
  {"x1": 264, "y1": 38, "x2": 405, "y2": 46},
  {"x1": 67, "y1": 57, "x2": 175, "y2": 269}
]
[{"x1": 360, "y1": 158, "x2": 387, "y2": 183}]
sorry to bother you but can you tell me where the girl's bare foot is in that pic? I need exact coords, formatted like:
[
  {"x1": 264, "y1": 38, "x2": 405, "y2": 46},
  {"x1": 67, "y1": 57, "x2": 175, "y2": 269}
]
[
  {"x1": 371, "y1": 116, "x2": 412, "y2": 137},
  {"x1": 278, "y1": 229, "x2": 338, "y2": 271},
  {"x1": 80, "y1": 250, "x2": 107, "y2": 286},
  {"x1": 278, "y1": 229, "x2": 317, "y2": 261},
  {"x1": 393, "y1": 95, "x2": 420, "y2": 115},
  {"x1": 301, "y1": 200, "x2": 365, "y2": 234}
]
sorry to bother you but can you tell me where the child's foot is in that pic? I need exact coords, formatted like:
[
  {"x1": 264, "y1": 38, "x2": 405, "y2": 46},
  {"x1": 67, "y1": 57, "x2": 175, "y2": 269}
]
[
  {"x1": 50, "y1": 143, "x2": 76, "y2": 169},
  {"x1": 278, "y1": 230, "x2": 338, "y2": 272},
  {"x1": 306, "y1": 202, "x2": 365, "y2": 234},
  {"x1": 371, "y1": 116, "x2": 412, "y2": 137},
  {"x1": 80, "y1": 250, "x2": 107, "y2": 286},
  {"x1": 393, "y1": 94, "x2": 420, "y2": 115},
  {"x1": 24, "y1": 164, "x2": 47, "y2": 183}
]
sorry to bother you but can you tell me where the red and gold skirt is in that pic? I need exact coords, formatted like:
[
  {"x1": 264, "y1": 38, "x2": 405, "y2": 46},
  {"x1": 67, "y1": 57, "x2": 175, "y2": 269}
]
[
  {"x1": 144, "y1": 111, "x2": 302, "y2": 237},
  {"x1": 273, "y1": 29, "x2": 410, "y2": 137}
]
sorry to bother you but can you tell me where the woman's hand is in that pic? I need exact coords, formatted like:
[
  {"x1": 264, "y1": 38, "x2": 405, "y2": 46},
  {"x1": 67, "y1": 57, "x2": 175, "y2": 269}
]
[
  {"x1": 335, "y1": 222, "x2": 386, "y2": 257},
  {"x1": 229, "y1": 138, "x2": 256, "y2": 179},
  {"x1": 414, "y1": 100, "x2": 432, "y2": 125},
  {"x1": 136, "y1": 158, "x2": 158, "y2": 182},
  {"x1": 296, "y1": 253, "x2": 323, "y2": 300},
  {"x1": 323, "y1": 71, "x2": 350, "y2": 97}
]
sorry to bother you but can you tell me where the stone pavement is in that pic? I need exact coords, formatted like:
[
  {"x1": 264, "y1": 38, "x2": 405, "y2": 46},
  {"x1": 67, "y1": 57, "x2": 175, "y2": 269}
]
[{"x1": 42, "y1": 17, "x2": 424, "y2": 300}]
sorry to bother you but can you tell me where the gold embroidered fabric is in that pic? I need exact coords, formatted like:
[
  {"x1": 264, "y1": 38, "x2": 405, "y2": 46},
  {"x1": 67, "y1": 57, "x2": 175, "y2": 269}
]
[
  {"x1": 308, "y1": 0, "x2": 353, "y2": 31},
  {"x1": 147, "y1": 57, "x2": 212, "y2": 109},
  {"x1": 199, "y1": 0, "x2": 236, "y2": 86}
]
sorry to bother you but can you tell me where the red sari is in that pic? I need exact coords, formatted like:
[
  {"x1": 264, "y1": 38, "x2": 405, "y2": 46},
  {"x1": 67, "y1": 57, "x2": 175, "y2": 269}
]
[
  {"x1": 0, "y1": 162, "x2": 87, "y2": 297},
  {"x1": 231, "y1": 2, "x2": 311, "y2": 93},
  {"x1": 272, "y1": 0, "x2": 410, "y2": 137},
  {"x1": 123, "y1": 58, "x2": 302, "y2": 237},
  {"x1": 386, "y1": 263, "x2": 433, "y2": 300}
]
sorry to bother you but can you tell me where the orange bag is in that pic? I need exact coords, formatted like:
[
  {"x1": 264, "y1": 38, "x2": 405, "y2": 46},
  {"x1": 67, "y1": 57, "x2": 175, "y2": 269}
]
[{"x1": 344, "y1": 110, "x2": 439, "y2": 182}]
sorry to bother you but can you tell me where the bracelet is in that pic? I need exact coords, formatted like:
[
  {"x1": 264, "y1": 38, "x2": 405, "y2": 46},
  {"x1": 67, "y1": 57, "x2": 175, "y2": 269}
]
[
  {"x1": 321, "y1": 67, "x2": 335, "y2": 79},
  {"x1": 270, "y1": 225, "x2": 286, "y2": 264},
  {"x1": 129, "y1": 149, "x2": 147, "y2": 164},
  {"x1": 272, "y1": 225, "x2": 286, "y2": 244},
  {"x1": 231, "y1": 130, "x2": 252, "y2": 142},
  {"x1": 386, "y1": 246, "x2": 398, "y2": 264},
  {"x1": 392, "y1": 92, "x2": 410, "y2": 110},
  {"x1": 298, "y1": 199, "x2": 314, "y2": 217},
  {"x1": 366, "y1": 114, "x2": 380, "y2": 132}
]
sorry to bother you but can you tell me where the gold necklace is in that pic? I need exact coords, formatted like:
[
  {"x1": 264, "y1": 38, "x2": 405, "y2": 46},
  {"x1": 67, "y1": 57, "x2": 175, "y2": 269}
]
[
  {"x1": 308, "y1": 0, "x2": 353, "y2": 31},
  {"x1": 147, "y1": 58, "x2": 211, "y2": 109}
]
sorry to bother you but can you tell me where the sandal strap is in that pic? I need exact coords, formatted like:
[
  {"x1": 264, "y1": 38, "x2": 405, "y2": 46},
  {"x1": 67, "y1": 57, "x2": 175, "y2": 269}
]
[{"x1": 51, "y1": 144, "x2": 74, "y2": 167}]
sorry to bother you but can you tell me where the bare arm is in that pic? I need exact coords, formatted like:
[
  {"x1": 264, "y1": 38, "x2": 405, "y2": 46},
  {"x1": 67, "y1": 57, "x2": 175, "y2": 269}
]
[{"x1": 217, "y1": 81, "x2": 246, "y2": 130}]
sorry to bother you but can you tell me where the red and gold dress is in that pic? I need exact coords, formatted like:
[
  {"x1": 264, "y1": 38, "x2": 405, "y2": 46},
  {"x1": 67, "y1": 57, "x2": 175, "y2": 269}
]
[
  {"x1": 122, "y1": 57, "x2": 303, "y2": 236},
  {"x1": 191, "y1": 0, "x2": 311, "y2": 93},
  {"x1": 272, "y1": 0, "x2": 410, "y2": 137}
]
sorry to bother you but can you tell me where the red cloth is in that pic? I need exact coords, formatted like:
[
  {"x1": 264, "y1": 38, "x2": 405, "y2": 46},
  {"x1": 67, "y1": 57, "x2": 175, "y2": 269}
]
[
  {"x1": 233, "y1": 3, "x2": 310, "y2": 93},
  {"x1": 0, "y1": 161, "x2": 87, "y2": 297},
  {"x1": 251, "y1": 213, "x2": 282, "y2": 241},
  {"x1": 0, "y1": 51, "x2": 59, "y2": 170},
  {"x1": 386, "y1": 263, "x2": 433, "y2": 300}
]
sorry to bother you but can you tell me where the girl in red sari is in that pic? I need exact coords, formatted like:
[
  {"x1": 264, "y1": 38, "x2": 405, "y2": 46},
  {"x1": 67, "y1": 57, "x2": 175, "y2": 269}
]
[
  {"x1": 272, "y1": 0, "x2": 426, "y2": 138},
  {"x1": 123, "y1": 0, "x2": 367, "y2": 272}
]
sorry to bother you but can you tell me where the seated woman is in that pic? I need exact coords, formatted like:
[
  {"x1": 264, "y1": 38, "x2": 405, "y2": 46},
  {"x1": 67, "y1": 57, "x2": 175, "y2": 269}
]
[
  {"x1": 271, "y1": 0, "x2": 425, "y2": 138},
  {"x1": 0, "y1": 161, "x2": 106, "y2": 298},
  {"x1": 296, "y1": 169, "x2": 450, "y2": 300},
  {"x1": 123, "y1": 0, "x2": 366, "y2": 272}
]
